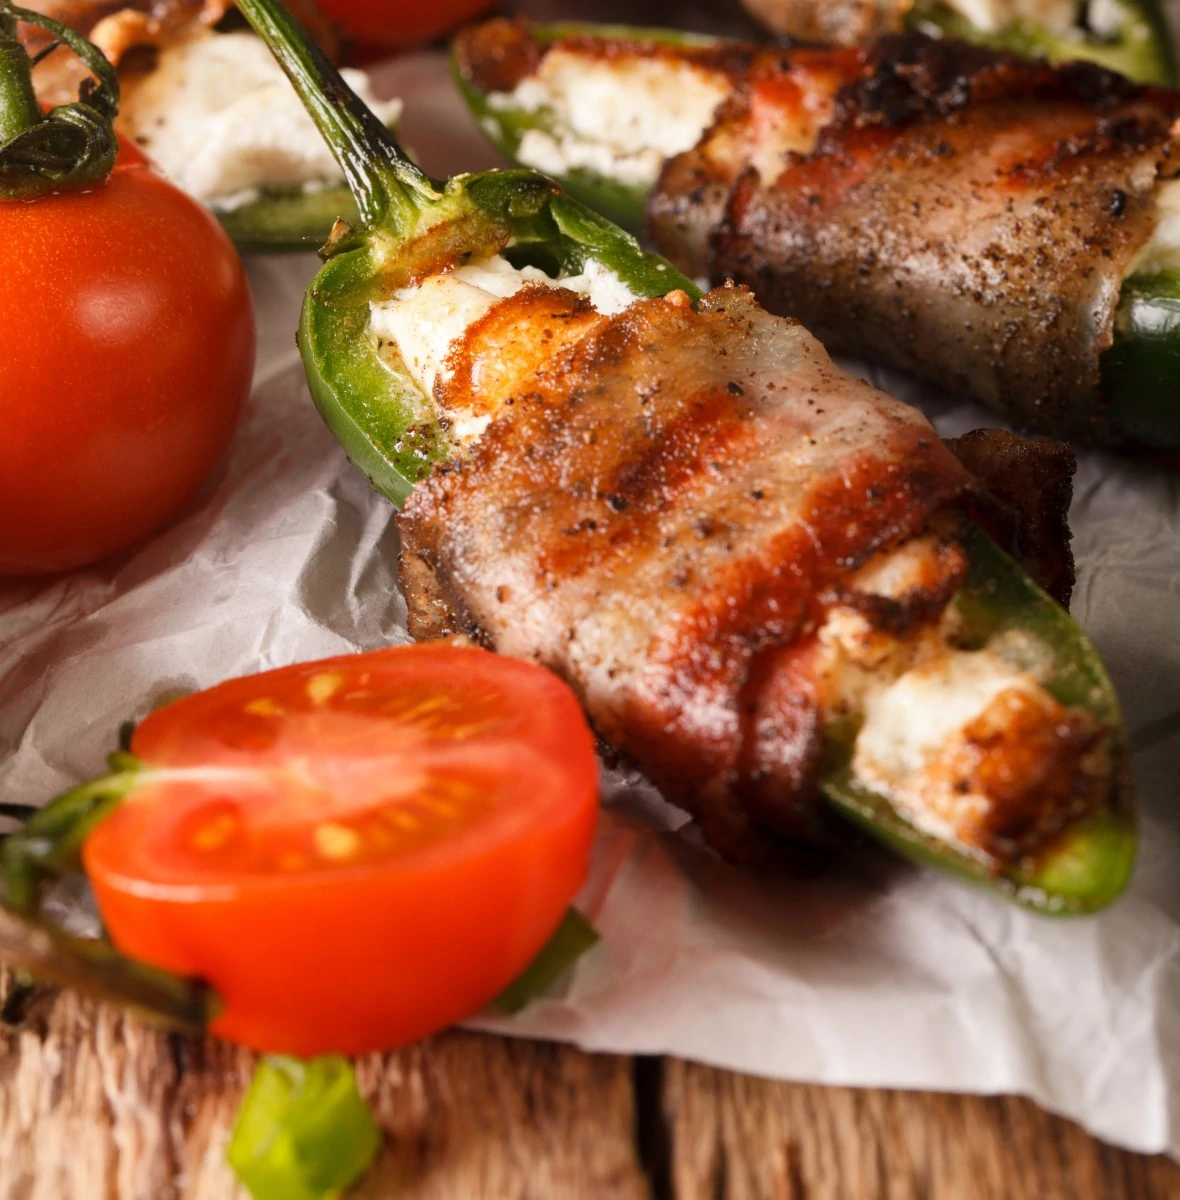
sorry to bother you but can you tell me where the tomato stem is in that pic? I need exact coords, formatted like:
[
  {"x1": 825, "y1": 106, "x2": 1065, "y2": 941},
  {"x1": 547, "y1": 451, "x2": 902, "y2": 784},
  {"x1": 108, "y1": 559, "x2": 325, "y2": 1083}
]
[
  {"x1": 0, "y1": 904, "x2": 215, "y2": 1033},
  {"x1": 0, "y1": 0, "x2": 121, "y2": 199},
  {"x1": 0, "y1": 10, "x2": 42, "y2": 145},
  {"x1": 232, "y1": 0, "x2": 439, "y2": 234},
  {"x1": 1, "y1": 764, "x2": 140, "y2": 913}
]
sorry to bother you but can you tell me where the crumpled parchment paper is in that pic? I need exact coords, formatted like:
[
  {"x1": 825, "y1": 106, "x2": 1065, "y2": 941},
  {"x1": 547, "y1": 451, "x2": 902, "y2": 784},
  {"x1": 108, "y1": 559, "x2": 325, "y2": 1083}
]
[{"x1": 2, "y1": 50, "x2": 1179, "y2": 1160}]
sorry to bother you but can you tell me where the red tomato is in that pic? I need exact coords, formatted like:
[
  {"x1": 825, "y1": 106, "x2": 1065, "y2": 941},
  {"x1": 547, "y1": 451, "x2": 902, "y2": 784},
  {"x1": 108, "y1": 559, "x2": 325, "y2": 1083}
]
[
  {"x1": 0, "y1": 154, "x2": 254, "y2": 574},
  {"x1": 83, "y1": 644, "x2": 599, "y2": 1057},
  {"x1": 326, "y1": 0, "x2": 492, "y2": 51},
  {"x1": 114, "y1": 134, "x2": 150, "y2": 169}
]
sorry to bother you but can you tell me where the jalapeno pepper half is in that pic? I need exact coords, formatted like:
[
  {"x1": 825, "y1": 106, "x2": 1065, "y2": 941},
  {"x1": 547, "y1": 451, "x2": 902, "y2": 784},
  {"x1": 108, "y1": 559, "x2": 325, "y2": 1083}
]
[{"x1": 220, "y1": 0, "x2": 1134, "y2": 912}]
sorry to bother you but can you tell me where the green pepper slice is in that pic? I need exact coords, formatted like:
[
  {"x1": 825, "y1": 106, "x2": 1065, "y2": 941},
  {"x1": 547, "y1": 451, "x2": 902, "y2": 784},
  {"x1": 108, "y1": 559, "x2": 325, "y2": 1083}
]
[
  {"x1": 232, "y1": 0, "x2": 1135, "y2": 912},
  {"x1": 213, "y1": 181, "x2": 361, "y2": 252},
  {"x1": 1102, "y1": 270, "x2": 1180, "y2": 450},
  {"x1": 228, "y1": 1055, "x2": 381, "y2": 1200}
]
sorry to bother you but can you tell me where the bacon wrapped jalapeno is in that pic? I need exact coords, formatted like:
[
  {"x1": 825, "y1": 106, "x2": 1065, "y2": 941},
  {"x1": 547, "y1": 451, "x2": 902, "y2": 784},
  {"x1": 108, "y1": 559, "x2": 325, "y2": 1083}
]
[
  {"x1": 226, "y1": 0, "x2": 1134, "y2": 911},
  {"x1": 457, "y1": 21, "x2": 1180, "y2": 449}
]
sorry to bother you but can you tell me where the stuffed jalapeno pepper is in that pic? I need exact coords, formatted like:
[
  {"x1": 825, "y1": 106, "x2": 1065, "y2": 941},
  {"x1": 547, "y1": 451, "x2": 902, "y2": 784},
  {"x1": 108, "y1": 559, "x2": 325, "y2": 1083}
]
[
  {"x1": 736, "y1": 0, "x2": 1176, "y2": 86},
  {"x1": 457, "y1": 21, "x2": 1180, "y2": 450},
  {"x1": 227, "y1": 0, "x2": 1133, "y2": 912},
  {"x1": 23, "y1": 0, "x2": 400, "y2": 248}
]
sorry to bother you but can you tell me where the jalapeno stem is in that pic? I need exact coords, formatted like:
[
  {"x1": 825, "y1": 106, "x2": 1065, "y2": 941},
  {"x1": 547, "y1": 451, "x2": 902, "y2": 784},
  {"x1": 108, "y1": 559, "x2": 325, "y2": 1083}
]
[{"x1": 232, "y1": 0, "x2": 437, "y2": 232}]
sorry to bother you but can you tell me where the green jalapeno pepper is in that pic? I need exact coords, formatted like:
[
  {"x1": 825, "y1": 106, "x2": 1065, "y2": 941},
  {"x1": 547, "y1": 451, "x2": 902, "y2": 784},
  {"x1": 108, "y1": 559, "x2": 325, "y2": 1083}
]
[
  {"x1": 199, "y1": 120, "x2": 400, "y2": 253},
  {"x1": 1102, "y1": 271, "x2": 1180, "y2": 449},
  {"x1": 223, "y1": 0, "x2": 1134, "y2": 912},
  {"x1": 212, "y1": 181, "x2": 361, "y2": 253},
  {"x1": 103, "y1": 26, "x2": 398, "y2": 253},
  {"x1": 454, "y1": 19, "x2": 1175, "y2": 240}
]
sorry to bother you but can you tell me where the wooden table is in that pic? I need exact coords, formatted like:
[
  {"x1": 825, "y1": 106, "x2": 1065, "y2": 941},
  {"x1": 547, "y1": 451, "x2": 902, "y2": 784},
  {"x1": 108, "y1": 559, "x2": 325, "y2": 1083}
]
[{"x1": 2, "y1": 967, "x2": 1177, "y2": 1199}]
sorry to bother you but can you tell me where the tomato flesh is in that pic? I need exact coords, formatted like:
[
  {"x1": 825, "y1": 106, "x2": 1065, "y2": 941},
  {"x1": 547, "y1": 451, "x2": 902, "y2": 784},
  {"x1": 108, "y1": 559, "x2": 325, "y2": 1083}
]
[{"x1": 83, "y1": 645, "x2": 599, "y2": 1056}]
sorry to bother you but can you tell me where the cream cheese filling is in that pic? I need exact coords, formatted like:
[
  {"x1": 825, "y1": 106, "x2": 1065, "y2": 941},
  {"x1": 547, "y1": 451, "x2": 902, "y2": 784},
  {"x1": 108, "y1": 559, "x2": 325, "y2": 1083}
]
[
  {"x1": 490, "y1": 50, "x2": 731, "y2": 190},
  {"x1": 118, "y1": 30, "x2": 402, "y2": 210},
  {"x1": 368, "y1": 254, "x2": 639, "y2": 444},
  {"x1": 1129, "y1": 177, "x2": 1180, "y2": 278}
]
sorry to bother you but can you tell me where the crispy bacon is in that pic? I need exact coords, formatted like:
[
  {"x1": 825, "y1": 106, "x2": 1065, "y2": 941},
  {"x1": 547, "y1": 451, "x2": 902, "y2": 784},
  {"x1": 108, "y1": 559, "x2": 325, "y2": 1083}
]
[
  {"x1": 649, "y1": 45, "x2": 863, "y2": 278},
  {"x1": 945, "y1": 429, "x2": 1075, "y2": 606},
  {"x1": 399, "y1": 283, "x2": 1095, "y2": 863},
  {"x1": 655, "y1": 34, "x2": 1180, "y2": 443},
  {"x1": 401, "y1": 283, "x2": 979, "y2": 859}
]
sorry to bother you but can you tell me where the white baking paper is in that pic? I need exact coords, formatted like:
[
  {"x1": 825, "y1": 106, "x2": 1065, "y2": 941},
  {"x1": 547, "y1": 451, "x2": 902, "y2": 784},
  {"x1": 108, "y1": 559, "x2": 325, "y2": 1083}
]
[{"x1": 3, "y1": 51, "x2": 1180, "y2": 1161}]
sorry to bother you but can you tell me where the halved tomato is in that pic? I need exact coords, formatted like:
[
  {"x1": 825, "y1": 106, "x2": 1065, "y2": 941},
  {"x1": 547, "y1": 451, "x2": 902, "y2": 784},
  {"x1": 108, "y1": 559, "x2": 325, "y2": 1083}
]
[{"x1": 83, "y1": 644, "x2": 599, "y2": 1056}]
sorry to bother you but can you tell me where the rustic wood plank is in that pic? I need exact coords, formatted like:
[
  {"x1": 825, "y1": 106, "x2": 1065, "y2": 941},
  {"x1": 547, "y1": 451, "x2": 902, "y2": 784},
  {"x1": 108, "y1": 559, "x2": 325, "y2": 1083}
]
[
  {"x1": 0, "y1": 973, "x2": 648, "y2": 1200},
  {"x1": 5, "y1": 960, "x2": 1179, "y2": 1200},
  {"x1": 662, "y1": 1058, "x2": 1180, "y2": 1200}
]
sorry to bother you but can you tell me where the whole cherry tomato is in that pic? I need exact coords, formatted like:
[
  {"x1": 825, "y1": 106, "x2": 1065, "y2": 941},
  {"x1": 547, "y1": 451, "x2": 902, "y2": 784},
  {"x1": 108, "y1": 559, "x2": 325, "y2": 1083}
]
[
  {"x1": 84, "y1": 644, "x2": 599, "y2": 1056},
  {"x1": 0, "y1": 147, "x2": 254, "y2": 574},
  {"x1": 323, "y1": 0, "x2": 493, "y2": 52}
]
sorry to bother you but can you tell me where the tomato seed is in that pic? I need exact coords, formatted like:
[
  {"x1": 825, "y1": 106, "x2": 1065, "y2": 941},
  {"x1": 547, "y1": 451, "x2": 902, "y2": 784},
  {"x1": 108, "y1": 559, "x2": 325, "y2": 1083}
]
[
  {"x1": 314, "y1": 823, "x2": 361, "y2": 859},
  {"x1": 191, "y1": 812, "x2": 238, "y2": 851},
  {"x1": 306, "y1": 673, "x2": 345, "y2": 706}
]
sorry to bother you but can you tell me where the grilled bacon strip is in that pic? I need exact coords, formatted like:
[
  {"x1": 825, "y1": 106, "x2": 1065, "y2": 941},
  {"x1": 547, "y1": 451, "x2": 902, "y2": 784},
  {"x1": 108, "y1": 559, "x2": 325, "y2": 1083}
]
[
  {"x1": 398, "y1": 283, "x2": 1099, "y2": 863},
  {"x1": 701, "y1": 36, "x2": 1180, "y2": 443},
  {"x1": 944, "y1": 429, "x2": 1076, "y2": 606}
]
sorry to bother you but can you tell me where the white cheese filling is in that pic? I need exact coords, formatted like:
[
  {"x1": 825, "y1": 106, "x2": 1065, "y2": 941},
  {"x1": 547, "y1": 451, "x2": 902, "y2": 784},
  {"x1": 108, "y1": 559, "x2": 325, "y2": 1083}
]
[
  {"x1": 1129, "y1": 178, "x2": 1180, "y2": 277},
  {"x1": 855, "y1": 650, "x2": 1034, "y2": 783},
  {"x1": 938, "y1": 0, "x2": 1082, "y2": 35},
  {"x1": 118, "y1": 31, "x2": 402, "y2": 210},
  {"x1": 490, "y1": 50, "x2": 730, "y2": 190},
  {"x1": 369, "y1": 254, "x2": 639, "y2": 442}
]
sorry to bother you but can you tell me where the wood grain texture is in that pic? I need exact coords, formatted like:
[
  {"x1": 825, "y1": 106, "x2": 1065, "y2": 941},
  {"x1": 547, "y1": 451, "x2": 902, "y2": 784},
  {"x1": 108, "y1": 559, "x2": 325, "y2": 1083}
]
[
  {"x1": 0, "y1": 970, "x2": 648, "y2": 1200},
  {"x1": 4, "y1": 969, "x2": 1180, "y2": 1199},
  {"x1": 662, "y1": 1058, "x2": 1180, "y2": 1200}
]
